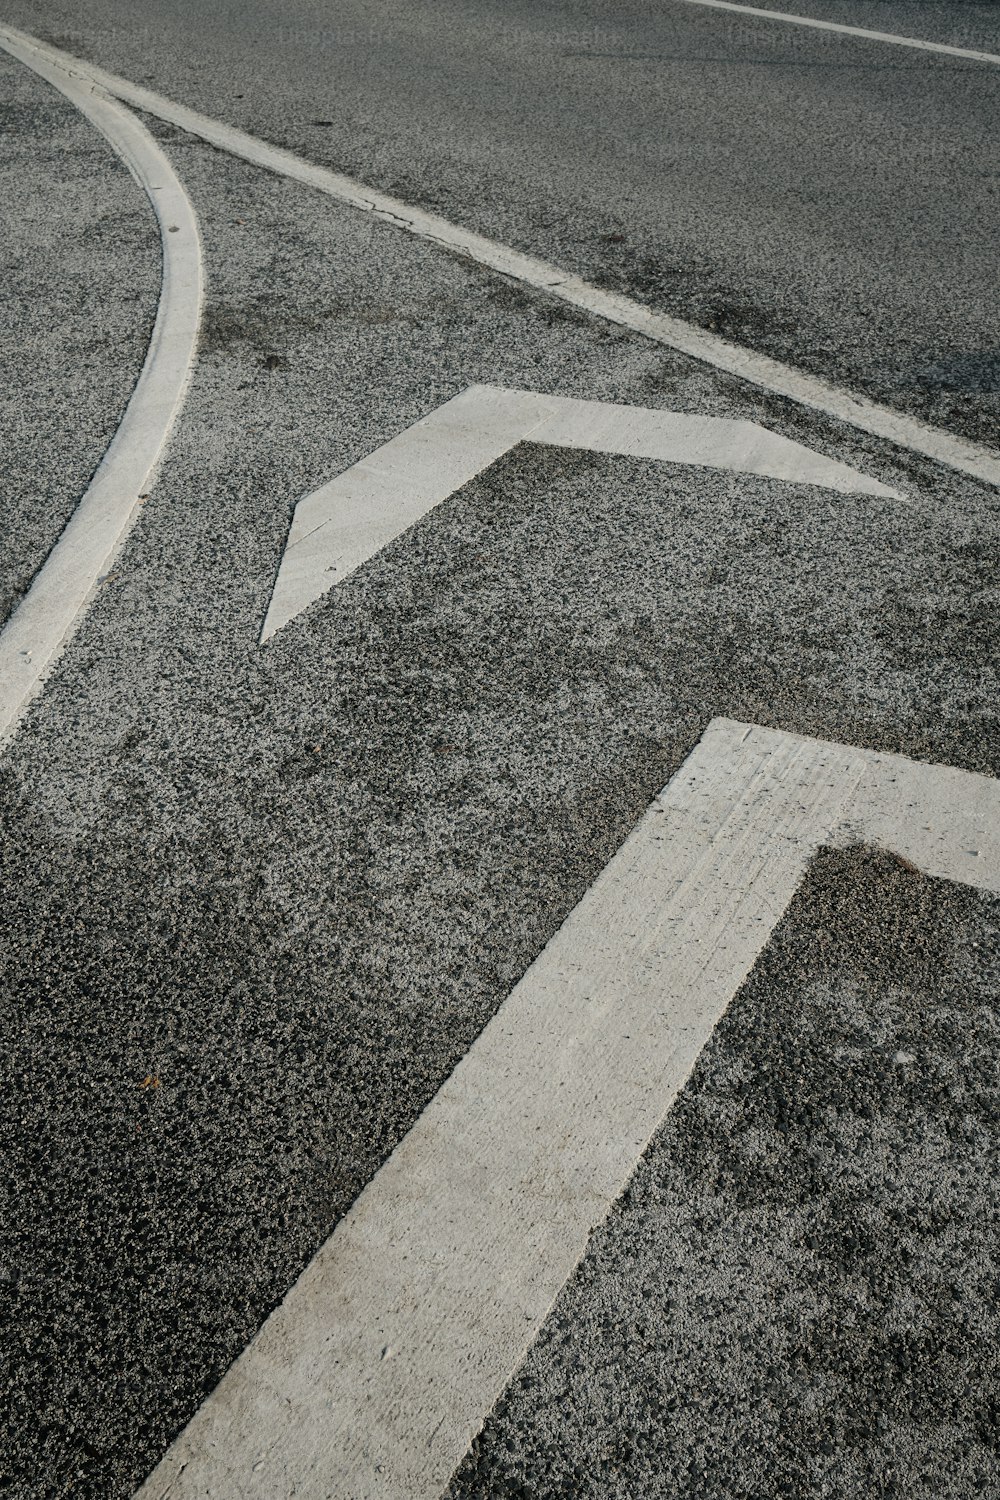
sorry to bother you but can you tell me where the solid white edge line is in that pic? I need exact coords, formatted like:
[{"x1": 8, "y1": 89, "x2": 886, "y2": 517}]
[
  {"x1": 134, "y1": 718, "x2": 1000, "y2": 1500},
  {"x1": 672, "y1": 0, "x2": 1000, "y2": 67},
  {"x1": 0, "y1": 34, "x2": 203, "y2": 743},
  {"x1": 1, "y1": 24, "x2": 997, "y2": 492}
]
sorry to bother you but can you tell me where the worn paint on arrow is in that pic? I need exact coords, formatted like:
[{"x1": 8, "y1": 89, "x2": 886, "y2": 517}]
[
  {"x1": 134, "y1": 718, "x2": 1000, "y2": 1500},
  {"x1": 261, "y1": 384, "x2": 897, "y2": 640}
]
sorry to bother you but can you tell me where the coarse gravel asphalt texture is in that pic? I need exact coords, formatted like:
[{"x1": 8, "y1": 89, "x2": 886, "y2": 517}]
[
  {"x1": 0, "y1": 49, "x2": 158, "y2": 626},
  {"x1": 446, "y1": 843, "x2": 1000, "y2": 1500},
  {"x1": 0, "y1": 72, "x2": 998, "y2": 1500},
  {"x1": 3, "y1": 0, "x2": 999, "y2": 448}
]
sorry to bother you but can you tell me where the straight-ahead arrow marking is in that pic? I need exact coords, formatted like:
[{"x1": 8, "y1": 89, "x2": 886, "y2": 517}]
[{"x1": 261, "y1": 385, "x2": 899, "y2": 642}]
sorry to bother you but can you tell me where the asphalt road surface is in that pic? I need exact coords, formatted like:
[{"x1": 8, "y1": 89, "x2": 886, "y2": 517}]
[
  {"x1": 5, "y1": 0, "x2": 1000, "y2": 448},
  {"x1": 1, "y1": 3, "x2": 998, "y2": 1498}
]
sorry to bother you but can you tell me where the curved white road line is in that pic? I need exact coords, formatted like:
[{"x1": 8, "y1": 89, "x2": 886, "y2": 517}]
[
  {"x1": 0, "y1": 34, "x2": 202, "y2": 743},
  {"x1": 0, "y1": 25, "x2": 996, "y2": 493},
  {"x1": 672, "y1": 0, "x2": 1000, "y2": 67}
]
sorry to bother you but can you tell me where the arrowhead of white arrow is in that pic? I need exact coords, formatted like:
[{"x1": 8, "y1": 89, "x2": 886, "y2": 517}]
[{"x1": 261, "y1": 384, "x2": 899, "y2": 642}]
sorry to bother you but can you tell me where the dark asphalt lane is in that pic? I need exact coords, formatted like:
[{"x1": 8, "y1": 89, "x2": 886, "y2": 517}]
[
  {"x1": 448, "y1": 845, "x2": 1000, "y2": 1500},
  {"x1": 4, "y1": 0, "x2": 999, "y2": 448},
  {"x1": 0, "y1": 108, "x2": 997, "y2": 1496}
]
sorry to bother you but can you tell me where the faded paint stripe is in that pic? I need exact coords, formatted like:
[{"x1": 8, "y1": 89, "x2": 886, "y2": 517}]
[{"x1": 672, "y1": 0, "x2": 1000, "y2": 67}]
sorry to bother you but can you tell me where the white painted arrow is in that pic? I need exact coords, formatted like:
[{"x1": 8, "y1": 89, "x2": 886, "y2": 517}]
[
  {"x1": 261, "y1": 385, "x2": 898, "y2": 642},
  {"x1": 136, "y1": 718, "x2": 1000, "y2": 1500}
]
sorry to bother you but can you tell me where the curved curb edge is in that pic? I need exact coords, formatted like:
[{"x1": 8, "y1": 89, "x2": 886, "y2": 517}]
[{"x1": 0, "y1": 29, "x2": 203, "y2": 744}]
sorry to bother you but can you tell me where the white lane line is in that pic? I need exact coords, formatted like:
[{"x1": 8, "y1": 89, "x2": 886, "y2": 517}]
[
  {"x1": 672, "y1": 0, "x2": 1000, "y2": 66},
  {"x1": 135, "y1": 718, "x2": 1000, "y2": 1500},
  {"x1": 0, "y1": 35, "x2": 202, "y2": 744},
  {"x1": 1, "y1": 26, "x2": 997, "y2": 493},
  {"x1": 262, "y1": 383, "x2": 897, "y2": 641}
]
